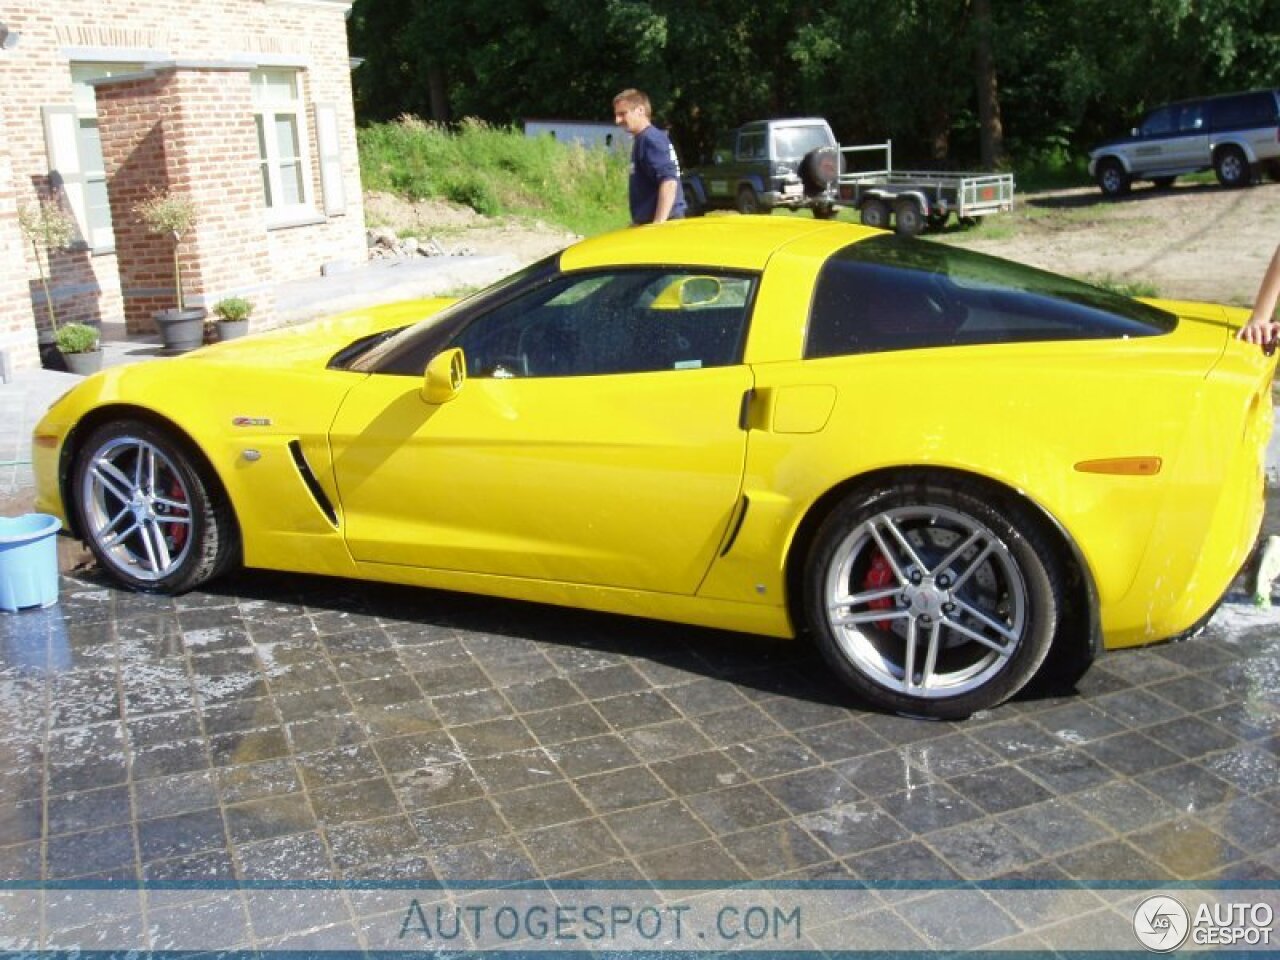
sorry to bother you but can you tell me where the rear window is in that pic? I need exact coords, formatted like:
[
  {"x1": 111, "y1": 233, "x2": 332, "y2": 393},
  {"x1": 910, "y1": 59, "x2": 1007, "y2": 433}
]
[
  {"x1": 805, "y1": 235, "x2": 1177, "y2": 359},
  {"x1": 1210, "y1": 91, "x2": 1279, "y2": 130},
  {"x1": 773, "y1": 125, "x2": 834, "y2": 160}
]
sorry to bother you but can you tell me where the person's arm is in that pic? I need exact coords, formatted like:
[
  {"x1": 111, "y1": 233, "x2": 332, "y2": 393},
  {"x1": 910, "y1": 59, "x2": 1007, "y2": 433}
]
[
  {"x1": 1238, "y1": 243, "x2": 1280, "y2": 348},
  {"x1": 653, "y1": 179, "x2": 678, "y2": 223}
]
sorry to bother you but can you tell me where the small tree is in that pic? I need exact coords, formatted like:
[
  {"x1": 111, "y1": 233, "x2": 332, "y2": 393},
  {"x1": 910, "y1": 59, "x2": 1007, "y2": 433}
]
[
  {"x1": 17, "y1": 196, "x2": 76, "y2": 333},
  {"x1": 134, "y1": 189, "x2": 198, "y2": 311}
]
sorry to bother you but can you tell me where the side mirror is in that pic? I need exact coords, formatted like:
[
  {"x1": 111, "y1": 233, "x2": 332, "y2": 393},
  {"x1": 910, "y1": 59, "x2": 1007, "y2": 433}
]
[
  {"x1": 680, "y1": 276, "x2": 722, "y2": 307},
  {"x1": 422, "y1": 347, "x2": 466, "y2": 404},
  {"x1": 649, "y1": 276, "x2": 724, "y2": 311}
]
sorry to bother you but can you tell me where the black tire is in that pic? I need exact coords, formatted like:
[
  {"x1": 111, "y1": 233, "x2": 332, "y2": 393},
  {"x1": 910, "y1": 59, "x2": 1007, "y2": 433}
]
[
  {"x1": 1095, "y1": 158, "x2": 1130, "y2": 197},
  {"x1": 812, "y1": 203, "x2": 838, "y2": 221},
  {"x1": 682, "y1": 183, "x2": 704, "y2": 217},
  {"x1": 1214, "y1": 145, "x2": 1251, "y2": 188},
  {"x1": 801, "y1": 480, "x2": 1064, "y2": 720},
  {"x1": 799, "y1": 147, "x2": 840, "y2": 194},
  {"x1": 894, "y1": 198, "x2": 925, "y2": 236},
  {"x1": 1151, "y1": 176, "x2": 1176, "y2": 190},
  {"x1": 736, "y1": 186, "x2": 761, "y2": 215},
  {"x1": 860, "y1": 198, "x2": 890, "y2": 229},
  {"x1": 926, "y1": 210, "x2": 950, "y2": 231},
  {"x1": 72, "y1": 419, "x2": 239, "y2": 594}
]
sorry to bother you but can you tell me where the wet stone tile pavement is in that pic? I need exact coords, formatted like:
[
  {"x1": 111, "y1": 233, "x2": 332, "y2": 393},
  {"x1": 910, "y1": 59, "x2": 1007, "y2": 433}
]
[{"x1": 0, "y1": 557, "x2": 1276, "y2": 949}]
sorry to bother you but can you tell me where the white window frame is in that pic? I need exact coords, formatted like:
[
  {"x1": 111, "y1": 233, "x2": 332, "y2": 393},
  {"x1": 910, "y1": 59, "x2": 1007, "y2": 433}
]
[
  {"x1": 48, "y1": 61, "x2": 143, "y2": 253},
  {"x1": 251, "y1": 68, "x2": 316, "y2": 222}
]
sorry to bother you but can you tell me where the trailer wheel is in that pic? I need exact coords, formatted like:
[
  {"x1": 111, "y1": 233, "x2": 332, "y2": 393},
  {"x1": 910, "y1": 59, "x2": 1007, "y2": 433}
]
[
  {"x1": 860, "y1": 198, "x2": 890, "y2": 229},
  {"x1": 894, "y1": 199, "x2": 925, "y2": 236}
]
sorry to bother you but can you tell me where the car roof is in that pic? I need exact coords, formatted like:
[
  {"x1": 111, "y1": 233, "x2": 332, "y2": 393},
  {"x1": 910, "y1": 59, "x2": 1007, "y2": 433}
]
[
  {"x1": 560, "y1": 218, "x2": 878, "y2": 272},
  {"x1": 1154, "y1": 88, "x2": 1280, "y2": 109},
  {"x1": 738, "y1": 117, "x2": 831, "y2": 131}
]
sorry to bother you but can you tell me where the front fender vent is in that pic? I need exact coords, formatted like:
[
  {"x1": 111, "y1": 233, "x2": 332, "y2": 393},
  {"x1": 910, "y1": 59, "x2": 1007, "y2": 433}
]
[{"x1": 288, "y1": 440, "x2": 338, "y2": 527}]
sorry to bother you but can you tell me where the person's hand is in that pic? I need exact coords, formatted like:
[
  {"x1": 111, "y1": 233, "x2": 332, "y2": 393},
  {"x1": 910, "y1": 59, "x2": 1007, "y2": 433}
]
[{"x1": 1238, "y1": 316, "x2": 1280, "y2": 351}]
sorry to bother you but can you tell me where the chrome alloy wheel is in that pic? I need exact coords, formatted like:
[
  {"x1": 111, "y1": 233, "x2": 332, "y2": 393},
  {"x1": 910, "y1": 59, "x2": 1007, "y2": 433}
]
[
  {"x1": 80, "y1": 435, "x2": 195, "y2": 581},
  {"x1": 822, "y1": 505, "x2": 1027, "y2": 699}
]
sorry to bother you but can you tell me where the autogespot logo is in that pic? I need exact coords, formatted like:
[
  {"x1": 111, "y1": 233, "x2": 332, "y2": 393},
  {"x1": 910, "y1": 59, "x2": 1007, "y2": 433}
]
[{"x1": 1133, "y1": 895, "x2": 1190, "y2": 952}]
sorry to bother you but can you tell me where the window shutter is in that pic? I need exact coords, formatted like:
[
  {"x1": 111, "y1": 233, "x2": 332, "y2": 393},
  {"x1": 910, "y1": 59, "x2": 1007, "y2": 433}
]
[
  {"x1": 40, "y1": 105, "x2": 88, "y2": 246},
  {"x1": 313, "y1": 103, "x2": 345, "y2": 216}
]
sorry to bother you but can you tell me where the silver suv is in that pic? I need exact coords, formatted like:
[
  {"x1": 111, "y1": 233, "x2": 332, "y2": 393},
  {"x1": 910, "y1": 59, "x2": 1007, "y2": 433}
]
[{"x1": 1088, "y1": 89, "x2": 1280, "y2": 196}]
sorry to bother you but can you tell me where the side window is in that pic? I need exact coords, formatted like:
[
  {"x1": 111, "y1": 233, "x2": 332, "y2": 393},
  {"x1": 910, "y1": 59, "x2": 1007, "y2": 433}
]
[
  {"x1": 1177, "y1": 103, "x2": 1205, "y2": 133},
  {"x1": 450, "y1": 269, "x2": 756, "y2": 378},
  {"x1": 251, "y1": 68, "x2": 314, "y2": 219},
  {"x1": 1139, "y1": 107, "x2": 1175, "y2": 137},
  {"x1": 805, "y1": 236, "x2": 1174, "y2": 359},
  {"x1": 1211, "y1": 92, "x2": 1277, "y2": 130},
  {"x1": 712, "y1": 133, "x2": 734, "y2": 165},
  {"x1": 737, "y1": 131, "x2": 765, "y2": 161}
]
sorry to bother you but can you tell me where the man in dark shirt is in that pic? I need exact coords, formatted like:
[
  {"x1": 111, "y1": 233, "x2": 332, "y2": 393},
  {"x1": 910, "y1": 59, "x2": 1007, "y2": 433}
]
[{"x1": 612, "y1": 88, "x2": 686, "y2": 225}]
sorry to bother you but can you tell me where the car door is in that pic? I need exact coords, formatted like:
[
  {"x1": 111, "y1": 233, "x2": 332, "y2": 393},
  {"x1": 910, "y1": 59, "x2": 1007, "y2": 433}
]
[
  {"x1": 1164, "y1": 101, "x2": 1208, "y2": 171},
  {"x1": 1126, "y1": 105, "x2": 1178, "y2": 175},
  {"x1": 328, "y1": 269, "x2": 756, "y2": 595}
]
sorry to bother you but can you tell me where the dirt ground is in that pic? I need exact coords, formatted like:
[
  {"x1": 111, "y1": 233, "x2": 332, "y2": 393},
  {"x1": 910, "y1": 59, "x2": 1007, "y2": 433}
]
[
  {"x1": 363, "y1": 191, "x2": 582, "y2": 263},
  {"x1": 367, "y1": 179, "x2": 1280, "y2": 308},
  {"x1": 945, "y1": 179, "x2": 1280, "y2": 307}
]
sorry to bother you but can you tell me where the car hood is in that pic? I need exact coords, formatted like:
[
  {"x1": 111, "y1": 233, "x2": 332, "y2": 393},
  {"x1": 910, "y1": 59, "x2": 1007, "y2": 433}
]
[
  {"x1": 1089, "y1": 136, "x2": 1133, "y2": 154},
  {"x1": 189, "y1": 297, "x2": 458, "y2": 372}
]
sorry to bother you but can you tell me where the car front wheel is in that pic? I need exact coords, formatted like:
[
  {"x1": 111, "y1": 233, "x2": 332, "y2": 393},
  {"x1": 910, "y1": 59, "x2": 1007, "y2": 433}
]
[
  {"x1": 803, "y1": 482, "x2": 1062, "y2": 720},
  {"x1": 73, "y1": 419, "x2": 239, "y2": 593},
  {"x1": 1095, "y1": 159, "x2": 1130, "y2": 197}
]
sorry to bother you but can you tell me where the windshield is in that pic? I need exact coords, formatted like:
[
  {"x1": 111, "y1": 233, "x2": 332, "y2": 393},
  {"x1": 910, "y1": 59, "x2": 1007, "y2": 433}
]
[
  {"x1": 773, "y1": 125, "x2": 834, "y2": 161},
  {"x1": 346, "y1": 255, "x2": 561, "y2": 374}
]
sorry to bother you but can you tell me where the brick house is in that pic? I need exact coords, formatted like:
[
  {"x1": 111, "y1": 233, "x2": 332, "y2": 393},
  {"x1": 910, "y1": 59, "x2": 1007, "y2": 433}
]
[{"x1": 0, "y1": 0, "x2": 366, "y2": 375}]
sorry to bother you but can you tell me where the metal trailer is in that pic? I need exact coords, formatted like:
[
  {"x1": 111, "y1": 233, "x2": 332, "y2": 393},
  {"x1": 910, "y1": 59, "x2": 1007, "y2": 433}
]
[{"x1": 835, "y1": 141, "x2": 1015, "y2": 235}]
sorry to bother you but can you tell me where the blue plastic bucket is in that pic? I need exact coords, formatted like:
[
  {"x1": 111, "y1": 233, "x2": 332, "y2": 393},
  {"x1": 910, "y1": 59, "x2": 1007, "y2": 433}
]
[{"x1": 0, "y1": 513, "x2": 62, "y2": 613}]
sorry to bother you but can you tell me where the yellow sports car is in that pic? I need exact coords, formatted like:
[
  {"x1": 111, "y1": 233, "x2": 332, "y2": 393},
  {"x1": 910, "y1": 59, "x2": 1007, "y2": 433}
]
[{"x1": 32, "y1": 219, "x2": 1275, "y2": 719}]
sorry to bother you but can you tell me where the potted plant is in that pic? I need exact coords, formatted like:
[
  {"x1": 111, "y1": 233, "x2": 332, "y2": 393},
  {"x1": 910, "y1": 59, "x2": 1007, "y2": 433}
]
[
  {"x1": 212, "y1": 296, "x2": 253, "y2": 341},
  {"x1": 54, "y1": 322, "x2": 103, "y2": 376},
  {"x1": 134, "y1": 189, "x2": 204, "y2": 353},
  {"x1": 17, "y1": 196, "x2": 76, "y2": 370}
]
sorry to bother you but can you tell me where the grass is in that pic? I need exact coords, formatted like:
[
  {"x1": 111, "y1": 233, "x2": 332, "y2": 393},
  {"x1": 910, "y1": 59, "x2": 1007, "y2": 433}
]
[{"x1": 358, "y1": 117, "x2": 630, "y2": 237}]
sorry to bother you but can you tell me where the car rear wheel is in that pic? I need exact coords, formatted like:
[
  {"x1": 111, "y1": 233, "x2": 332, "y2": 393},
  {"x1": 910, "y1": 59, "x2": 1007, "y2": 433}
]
[
  {"x1": 1095, "y1": 158, "x2": 1130, "y2": 197},
  {"x1": 1214, "y1": 146, "x2": 1250, "y2": 188},
  {"x1": 802, "y1": 482, "x2": 1063, "y2": 720},
  {"x1": 736, "y1": 186, "x2": 761, "y2": 215},
  {"x1": 860, "y1": 198, "x2": 890, "y2": 229},
  {"x1": 73, "y1": 419, "x2": 238, "y2": 594}
]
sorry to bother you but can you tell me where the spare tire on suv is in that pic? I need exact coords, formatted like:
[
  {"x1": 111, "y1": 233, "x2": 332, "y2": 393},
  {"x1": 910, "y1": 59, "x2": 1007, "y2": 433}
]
[{"x1": 800, "y1": 147, "x2": 841, "y2": 195}]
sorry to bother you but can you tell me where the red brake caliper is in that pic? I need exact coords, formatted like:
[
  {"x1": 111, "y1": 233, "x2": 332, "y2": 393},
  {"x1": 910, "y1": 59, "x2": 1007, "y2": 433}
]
[
  {"x1": 168, "y1": 478, "x2": 189, "y2": 551},
  {"x1": 863, "y1": 551, "x2": 896, "y2": 629}
]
